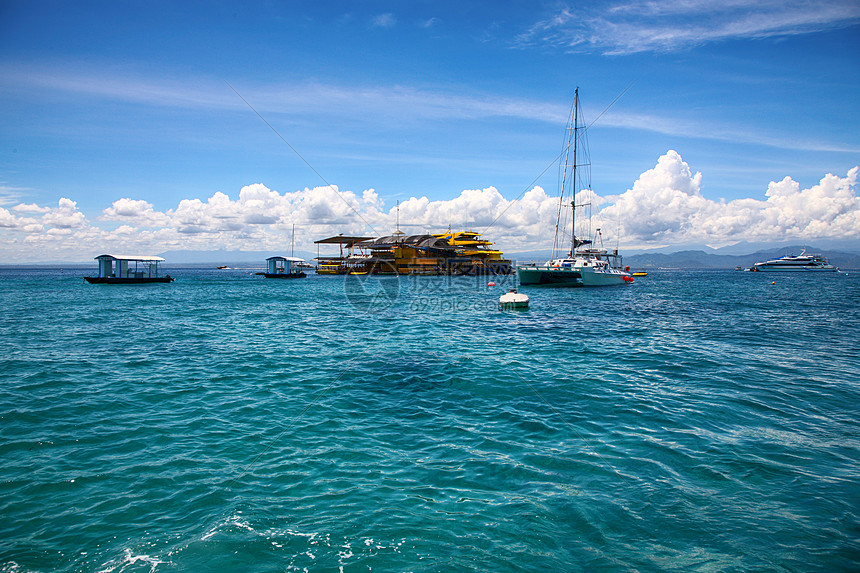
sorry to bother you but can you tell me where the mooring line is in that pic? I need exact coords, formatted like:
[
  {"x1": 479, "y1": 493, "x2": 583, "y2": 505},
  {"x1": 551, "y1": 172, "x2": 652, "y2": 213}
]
[
  {"x1": 480, "y1": 83, "x2": 633, "y2": 239},
  {"x1": 225, "y1": 80, "x2": 378, "y2": 235}
]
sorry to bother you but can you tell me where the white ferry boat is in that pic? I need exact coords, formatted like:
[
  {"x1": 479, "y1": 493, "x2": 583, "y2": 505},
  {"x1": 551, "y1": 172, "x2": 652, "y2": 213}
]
[{"x1": 752, "y1": 251, "x2": 836, "y2": 272}]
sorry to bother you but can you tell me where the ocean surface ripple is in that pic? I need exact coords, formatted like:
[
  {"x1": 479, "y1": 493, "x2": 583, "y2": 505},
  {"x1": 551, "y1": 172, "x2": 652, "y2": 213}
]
[{"x1": 1, "y1": 267, "x2": 858, "y2": 572}]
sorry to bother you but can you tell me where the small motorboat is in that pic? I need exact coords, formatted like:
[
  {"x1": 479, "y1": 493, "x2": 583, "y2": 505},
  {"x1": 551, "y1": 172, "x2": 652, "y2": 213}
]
[{"x1": 499, "y1": 288, "x2": 529, "y2": 310}]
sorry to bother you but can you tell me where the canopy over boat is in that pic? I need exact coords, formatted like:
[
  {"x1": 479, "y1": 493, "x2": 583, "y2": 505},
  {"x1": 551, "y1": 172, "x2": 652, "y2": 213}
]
[
  {"x1": 266, "y1": 256, "x2": 305, "y2": 262},
  {"x1": 94, "y1": 254, "x2": 165, "y2": 262},
  {"x1": 87, "y1": 254, "x2": 172, "y2": 283},
  {"x1": 313, "y1": 236, "x2": 374, "y2": 245}
]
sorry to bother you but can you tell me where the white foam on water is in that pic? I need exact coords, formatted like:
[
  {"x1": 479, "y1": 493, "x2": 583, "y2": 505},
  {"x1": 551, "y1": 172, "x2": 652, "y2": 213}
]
[
  {"x1": 201, "y1": 512, "x2": 256, "y2": 541},
  {"x1": 96, "y1": 548, "x2": 167, "y2": 573}
]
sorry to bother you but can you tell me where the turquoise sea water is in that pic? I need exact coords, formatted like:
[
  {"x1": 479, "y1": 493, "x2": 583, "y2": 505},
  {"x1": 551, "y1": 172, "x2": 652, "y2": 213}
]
[{"x1": 1, "y1": 267, "x2": 858, "y2": 572}]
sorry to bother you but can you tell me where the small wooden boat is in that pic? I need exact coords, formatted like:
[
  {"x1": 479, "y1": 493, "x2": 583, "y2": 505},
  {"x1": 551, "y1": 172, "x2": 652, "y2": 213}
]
[{"x1": 85, "y1": 255, "x2": 174, "y2": 284}]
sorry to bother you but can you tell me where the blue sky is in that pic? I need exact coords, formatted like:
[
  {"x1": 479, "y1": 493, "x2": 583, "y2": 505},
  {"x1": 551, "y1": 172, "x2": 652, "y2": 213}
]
[{"x1": 1, "y1": 0, "x2": 859, "y2": 261}]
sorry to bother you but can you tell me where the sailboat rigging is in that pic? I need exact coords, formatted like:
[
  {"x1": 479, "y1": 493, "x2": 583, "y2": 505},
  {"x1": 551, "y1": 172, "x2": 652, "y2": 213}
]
[{"x1": 517, "y1": 88, "x2": 632, "y2": 287}]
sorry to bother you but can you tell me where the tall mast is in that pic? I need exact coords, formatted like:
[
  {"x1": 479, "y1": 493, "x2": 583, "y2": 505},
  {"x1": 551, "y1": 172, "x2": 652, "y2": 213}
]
[
  {"x1": 393, "y1": 199, "x2": 405, "y2": 240},
  {"x1": 570, "y1": 88, "x2": 579, "y2": 257},
  {"x1": 553, "y1": 88, "x2": 579, "y2": 259}
]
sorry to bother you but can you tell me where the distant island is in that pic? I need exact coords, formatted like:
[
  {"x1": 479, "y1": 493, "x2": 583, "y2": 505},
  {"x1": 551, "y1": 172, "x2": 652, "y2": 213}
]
[
  {"x1": 508, "y1": 245, "x2": 860, "y2": 271},
  {"x1": 618, "y1": 247, "x2": 860, "y2": 270}
]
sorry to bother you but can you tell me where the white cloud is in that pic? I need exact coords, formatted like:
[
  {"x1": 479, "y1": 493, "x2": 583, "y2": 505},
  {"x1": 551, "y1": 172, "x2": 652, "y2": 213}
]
[
  {"x1": 0, "y1": 64, "x2": 565, "y2": 126},
  {"x1": 519, "y1": 1, "x2": 860, "y2": 55},
  {"x1": 0, "y1": 205, "x2": 45, "y2": 232},
  {"x1": 372, "y1": 13, "x2": 396, "y2": 28},
  {"x1": 0, "y1": 184, "x2": 33, "y2": 206},
  {"x1": 598, "y1": 151, "x2": 860, "y2": 247},
  {"x1": 12, "y1": 203, "x2": 51, "y2": 213},
  {"x1": 599, "y1": 150, "x2": 710, "y2": 240},
  {"x1": 0, "y1": 154, "x2": 857, "y2": 262},
  {"x1": 40, "y1": 198, "x2": 87, "y2": 229},
  {"x1": 4, "y1": 64, "x2": 855, "y2": 155},
  {"x1": 0, "y1": 207, "x2": 21, "y2": 228},
  {"x1": 102, "y1": 198, "x2": 171, "y2": 226}
]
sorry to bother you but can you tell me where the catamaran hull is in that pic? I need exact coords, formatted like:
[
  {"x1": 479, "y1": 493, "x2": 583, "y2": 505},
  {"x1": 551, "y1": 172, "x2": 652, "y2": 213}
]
[
  {"x1": 517, "y1": 266, "x2": 631, "y2": 286},
  {"x1": 263, "y1": 272, "x2": 307, "y2": 279},
  {"x1": 579, "y1": 268, "x2": 633, "y2": 286}
]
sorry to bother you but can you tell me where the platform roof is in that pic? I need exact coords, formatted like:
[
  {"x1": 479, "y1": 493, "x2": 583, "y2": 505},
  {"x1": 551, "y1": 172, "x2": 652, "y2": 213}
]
[
  {"x1": 369, "y1": 234, "x2": 451, "y2": 249},
  {"x1": 266, "y1": 256, "x2": 305, "y2": 262},
  {"x1": 314, "y1": 235, "x2": 374, "y2": 245},
  {"x1": 94, "y1": 254, "x2": 165, "y2": 262}
]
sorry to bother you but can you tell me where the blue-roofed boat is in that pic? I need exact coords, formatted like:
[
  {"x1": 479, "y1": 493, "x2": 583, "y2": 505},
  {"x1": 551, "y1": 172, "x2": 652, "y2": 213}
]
[
  {"x1": 85, "y1": 254, "x2": 174, "y2": 284},
  {"x1": 264, "y1": 256, "x2": 307, "y2": 279}
]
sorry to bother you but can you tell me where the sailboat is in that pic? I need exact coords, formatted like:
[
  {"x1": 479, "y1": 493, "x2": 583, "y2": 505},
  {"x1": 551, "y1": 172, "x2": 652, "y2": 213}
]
[{"x1": 517, "y1": 88, "x2": 632, "y2": 287}]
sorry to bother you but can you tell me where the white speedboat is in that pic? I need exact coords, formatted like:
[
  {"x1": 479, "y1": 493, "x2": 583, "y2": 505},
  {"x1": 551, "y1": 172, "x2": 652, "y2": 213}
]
[
  {"x1": 516, "y1": 88, "x2": 632, "y2": 287},
  {"x1": 752, "y1": 251, "x2": 836, "y2": 272},
  {"x1": 499, "y1": 288, "x2": 529, "y2": 309}
]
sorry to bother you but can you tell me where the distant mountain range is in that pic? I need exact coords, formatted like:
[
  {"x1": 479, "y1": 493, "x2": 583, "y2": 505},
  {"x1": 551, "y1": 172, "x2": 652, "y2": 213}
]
[
  {"x1": 622, "y1": 247, "x2": 860, "y2": 270},
  {"x1": 508, "y1": 245, "x2": 860, "y2": 270}
]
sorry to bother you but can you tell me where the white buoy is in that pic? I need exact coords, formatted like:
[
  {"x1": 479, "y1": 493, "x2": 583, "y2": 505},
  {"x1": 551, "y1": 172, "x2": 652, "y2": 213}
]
[{"x1": 499, "y1": 288, "x2": 529, "y2": 309}]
